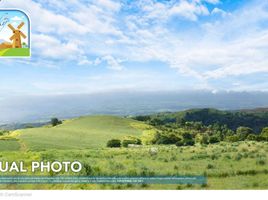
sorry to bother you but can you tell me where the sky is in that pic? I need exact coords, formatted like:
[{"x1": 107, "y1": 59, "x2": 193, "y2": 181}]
[{"x1": 0, "y1": 0, "x2": 268, "y2": 97}]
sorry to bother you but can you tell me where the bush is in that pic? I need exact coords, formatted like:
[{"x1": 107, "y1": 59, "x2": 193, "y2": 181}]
[
  {"x1": 256, "y1": 159, "x2": 266, "y2": 166},
  {"x1": 195, "y1": 133, "x2": 209, "y2": 145},
  {"x1": 234, "y1": 153, "x2": 243, "y2": 161},
  {"x1": 207, "y1": 164, "x2": 214, "y2": 169},
  {"x1": 122, "y1": 137, "x2": 142, "y2": 147},
  {"x1": 184, "y1": 139, "x2": 195, "y2": 146},
  {"x1": 175, "y1": 140, "x2": 184, "y2": 147},
  {"x1": 182, "y1": 132, "x2": 193, "y2": 140},
  {"x1": 256, "y1": 135, "x2": 267, "y2": 142},
  {"x1": 247, "y1": 134, "x2": 257, "y2": 141},
  {"x1": 155, "y1": 133, "x2": 180, "y2": 145},
  {"x1": 209, "y1": 136, "x2": 220, "y2": 144},
  {"x1": 107, "y1": 139, "x2": 121, "y2": 148},
  {"x1": 225, "y1": 135, "x2": 240, "y2": 142},
  {"x1": 51, "y1": 118, "x2": 62, "y2": 126}
]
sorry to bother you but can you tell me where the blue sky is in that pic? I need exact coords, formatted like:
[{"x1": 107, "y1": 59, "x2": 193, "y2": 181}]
[{"x1": 0, "y1": 0, "x2": 268, "y2": 96}]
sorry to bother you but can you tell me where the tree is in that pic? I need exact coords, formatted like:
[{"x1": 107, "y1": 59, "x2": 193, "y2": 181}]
[
  {"x1": 236, "y1": 126, "x2": 254, "y2": 140},
  {"x1": 261, "y1": 127, "x2": 268, "y2": 138},
  {"x1": 107, "y1": 139, "x2": 121, "y2": 148},
  {"x1": 51, "y1": 118, "x2": 62, "y2": 127}
]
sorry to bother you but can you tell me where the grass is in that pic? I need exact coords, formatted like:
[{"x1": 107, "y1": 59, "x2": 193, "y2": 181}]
[
  {"x1": 0, "y1": 141, "x2": 267, "y2": 189},
  {"x1": 17, "y1": 116, "x2": 146, "y2": 150},
  {"x1": 0, "y1": 139, "x2": 20, "y2": 151},
  {"x1": 0, "y1": 48, "x2": 30, "y2": 56}
]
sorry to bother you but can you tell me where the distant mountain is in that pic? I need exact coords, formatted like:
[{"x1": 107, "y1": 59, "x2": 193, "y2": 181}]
[{"x1": 0, "y1": 91, "x2": 268, "y2": 125}]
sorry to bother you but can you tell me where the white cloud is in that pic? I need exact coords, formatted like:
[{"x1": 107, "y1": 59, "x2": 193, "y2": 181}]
[
  {"x1": 94, "y1": 0, "x2": 121, "y2": 12},
  {"x1": 98, "y1": 55, "x2": 124, "y2": 71},
  {"x1": 135, "y1": 0, "x2": 214, "y2": 22},
  {"x1": 32, "y1": 34, "x2": 81, "y2": 60},
  {"x1": 169, "y1": 0, "x2": 209, "y2": 21},
  {"x1": 211, "y1": 8, "x2": 230, "y2": 17},
  {"x1": 11, "y1": 16, "x2": 23, "y2": 21}
]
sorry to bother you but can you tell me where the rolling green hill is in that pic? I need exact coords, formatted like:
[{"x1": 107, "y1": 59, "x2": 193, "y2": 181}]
[{"x1": 12, "y1": 116, "x2": 148, "y2": 151}]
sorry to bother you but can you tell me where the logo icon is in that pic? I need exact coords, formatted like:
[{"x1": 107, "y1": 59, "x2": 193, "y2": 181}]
[{"x1": 0, "y1": 9, "x2": 30, "y2": 57}]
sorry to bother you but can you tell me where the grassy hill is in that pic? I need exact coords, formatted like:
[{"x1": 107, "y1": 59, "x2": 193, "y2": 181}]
[{"x1": 12, "y1": 116, "x2": 147, "y2": 151}]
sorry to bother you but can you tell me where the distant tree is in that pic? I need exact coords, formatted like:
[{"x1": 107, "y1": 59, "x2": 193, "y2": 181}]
[
  {"x1": 236, "y1": 126, "x2": 254, "y2": 140},
  {"x1": 51, "y1": 118, "x2": 62, "y2": 127},
  {"x1": 107, "y1": 139, "x2": 121, "y2": 148},
  {"x1": 261, "y1": 127, "x2": 268, "y2": 138},
  {"x1": 134, "y1": 115, "x2": 151, "y2": 122}
]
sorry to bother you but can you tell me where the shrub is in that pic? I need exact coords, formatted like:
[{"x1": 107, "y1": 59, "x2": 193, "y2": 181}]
[
  {"x1": 195, "y1": 133, "x2": 209, "y2": 145},
  {"x1": 184, "y1": 139, "x2": 195, "y2": 146},
  {"x1": 209, "y1": 136, "x2": 220, "y2": 144},
  {"x1": 83, "y1": 163, "x2": 93, "y2": 176},
  {"x1": 122, "y1": 137, "x2": 141, "y2": 147},
  {"x1": 175, "y1": 140, "x2": 184, "y2": 147},
  {"x1": 207, "y1": 164, "x2": 214, "y2": 169},
  {"x1": 51, "y1": 118, "x2": 62, "y2": 126},
  {"x1": 155, "y1": 133, "x2": 180, "y2": 144},
  {"x1": 234, "y1": 153, "x2": 243, "y2": 161},
  {"x1": 182, "y1": 132, "x2": 193, "y2": 140},
  {"x1": 256, "y1": 159, "x2": 266, "y2": 166},
  {"x1": 225, "y1": 135, "x2": 240, "y2": 142},
  {"x1": 256, "y1": 135, "x2": 267, "y2": 142},
  {"x1": 107, "y1": 139, "x2": 121, "y2": 148},
  {"x1": 247, "y1": 134, "x2": 257, "y2": 141}
]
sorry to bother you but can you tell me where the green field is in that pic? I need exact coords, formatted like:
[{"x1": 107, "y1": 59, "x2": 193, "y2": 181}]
[
  {"x1": 17, "y1": 116, "x2": 146, "y2": 150},
  {"x1": 0, "y1": 142, "x2": 267, "y2": 189},
  {"x1": 0, "y1": 115, "x2": 267, "y2": 190},
  {"x1": 0, "y1": 139, "x2": 20, "y2": 151},
  {"x1": 0, "y1": 48, "x2": 30, "y2": 57}
]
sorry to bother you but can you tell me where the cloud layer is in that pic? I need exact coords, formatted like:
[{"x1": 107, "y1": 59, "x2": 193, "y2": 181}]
[{"x1": 1, "y1": 0, "x2": 268, "y2": 94}]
